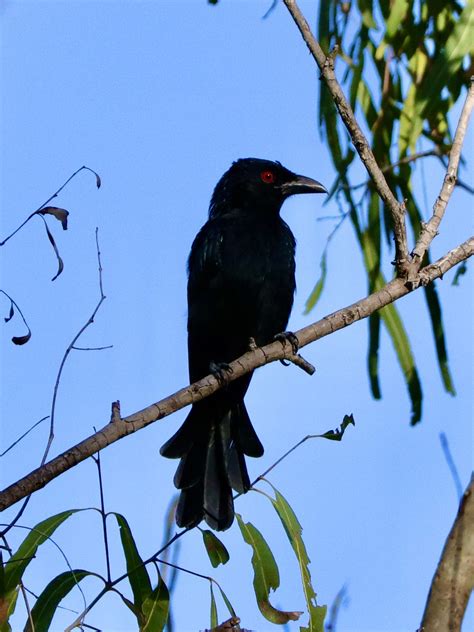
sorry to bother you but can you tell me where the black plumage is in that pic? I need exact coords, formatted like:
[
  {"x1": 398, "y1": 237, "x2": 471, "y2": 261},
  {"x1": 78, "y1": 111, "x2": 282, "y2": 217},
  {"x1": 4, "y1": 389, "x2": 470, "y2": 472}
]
[{"x1": 160, "y1": 158, "x2": 326, "y2": 530}]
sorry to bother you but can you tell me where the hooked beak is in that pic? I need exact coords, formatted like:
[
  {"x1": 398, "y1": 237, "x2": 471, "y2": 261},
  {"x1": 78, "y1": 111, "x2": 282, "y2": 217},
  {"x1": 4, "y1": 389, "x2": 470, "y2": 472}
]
[{"x1": 280, "y1": 174, "x2": 328, "y2": 197}]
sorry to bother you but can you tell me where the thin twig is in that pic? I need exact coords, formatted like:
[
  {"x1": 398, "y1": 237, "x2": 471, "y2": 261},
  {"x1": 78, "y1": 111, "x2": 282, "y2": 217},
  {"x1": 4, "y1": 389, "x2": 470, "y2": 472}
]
[
  {"x1": 0, "y1": 289, "x2": 32, "y2": 344},
  {"x1": 0, "y1": 416, "x2": 49, "y2": 457},
  {"x1": 64, "y1": 529, "x2": 188, "y2": 631},
  {"x1": 0, "y1": 236, "x2": 472, "y2": 513},
  {"x1": 0, "y1": 229, "x2": 107, "y2": 538},
  {"x1": 283, "y1": 0, "x2": 410, "y2": 274},
  {"x1": 43, "y1": 228, "x2": 106, "y2": 465},
  {"x1": 72, "y1": 345, "x2": 113, "y2": 351},
  {"x1": 342, "y1": 149, "x2": 444, "y2": 192},
  {"x1": 19, "y1": 581, "x2": 35, "y2": 632},
  {"x1": 0, "y1": 521, "x2": 97, "y2": 612},
  {"x1": 412, "y1": 78, "x2": 474, "y2": 265},
  {"x1": 0, "y1": 165, "x2": 100, "y2": 247},
  {"x1": 92, "y1": 448, "x2": 112, "y2": 583},
  {"x1": 439, "y1": 433, "x2": 463, "y2": 501}
]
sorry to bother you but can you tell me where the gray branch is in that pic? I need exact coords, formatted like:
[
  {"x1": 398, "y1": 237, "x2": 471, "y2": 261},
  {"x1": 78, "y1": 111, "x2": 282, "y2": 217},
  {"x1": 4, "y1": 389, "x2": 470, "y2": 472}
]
[
  {"x1": 0, "y1": 237, "x2": 471, "y2": 513},
  {"x1": 419, "y1": 476, "x2": 474, "y2": 631}
]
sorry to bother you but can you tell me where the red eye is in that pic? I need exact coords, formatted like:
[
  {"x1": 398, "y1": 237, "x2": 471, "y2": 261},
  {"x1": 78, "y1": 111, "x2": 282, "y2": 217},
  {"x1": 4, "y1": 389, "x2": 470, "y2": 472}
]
[{"x1": 260, "y1": 170, "x2": 275, "y2": 184}]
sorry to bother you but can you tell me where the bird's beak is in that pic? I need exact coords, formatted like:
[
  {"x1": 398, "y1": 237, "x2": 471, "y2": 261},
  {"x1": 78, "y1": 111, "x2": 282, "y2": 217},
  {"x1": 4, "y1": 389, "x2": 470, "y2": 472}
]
[{"x1": 281, "y1": 174, "x2": 328, "y2": 197}]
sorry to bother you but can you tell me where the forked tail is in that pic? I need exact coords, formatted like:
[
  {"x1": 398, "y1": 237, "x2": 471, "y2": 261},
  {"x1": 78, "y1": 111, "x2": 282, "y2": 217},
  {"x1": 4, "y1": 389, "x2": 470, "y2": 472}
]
[{"x1": 160, "y1": 401, "x2": 263, "y2": 530}]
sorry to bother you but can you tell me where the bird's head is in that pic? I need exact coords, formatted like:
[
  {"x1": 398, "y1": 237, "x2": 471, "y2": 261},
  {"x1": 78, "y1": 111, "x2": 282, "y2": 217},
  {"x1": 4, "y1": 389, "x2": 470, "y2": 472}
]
[{"x1": 209, "y1": 158, "x2": 327, "y2": 218}]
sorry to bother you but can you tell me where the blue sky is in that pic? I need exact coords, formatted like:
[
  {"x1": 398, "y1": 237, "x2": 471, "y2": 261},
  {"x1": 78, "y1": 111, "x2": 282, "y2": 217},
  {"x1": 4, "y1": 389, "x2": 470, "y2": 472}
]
[{"x1": 1, "y1": 1, "x2": 472, "y2": 631}]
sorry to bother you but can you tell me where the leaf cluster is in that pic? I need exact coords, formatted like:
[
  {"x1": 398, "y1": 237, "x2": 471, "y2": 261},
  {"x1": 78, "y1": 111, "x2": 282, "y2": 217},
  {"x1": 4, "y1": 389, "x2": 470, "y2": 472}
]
[{"x1": 310, "y1": 0, "x2": 473, "y2": 423}]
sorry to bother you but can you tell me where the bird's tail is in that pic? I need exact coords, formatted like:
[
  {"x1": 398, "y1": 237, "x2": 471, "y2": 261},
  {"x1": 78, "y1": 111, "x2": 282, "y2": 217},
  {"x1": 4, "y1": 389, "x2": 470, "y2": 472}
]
[{"x1": 160, "y1": 401, "x2": 264, "y2": 530}]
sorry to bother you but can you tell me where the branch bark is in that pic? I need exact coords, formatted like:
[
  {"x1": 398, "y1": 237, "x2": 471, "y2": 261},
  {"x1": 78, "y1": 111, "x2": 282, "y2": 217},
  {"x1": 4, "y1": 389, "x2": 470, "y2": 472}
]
[
  {"x1": 0, "y1": 237, "x2": 471, "y2": 512},
  {"x1": 412, "y1": 77, "x2": 474, "y2": 265},
  {"x1": 283, "y1": 0, "x2": 410, "y2": 273},
  {"x1": 419, "y1": 476, "x2": 474, "y2": 632}
]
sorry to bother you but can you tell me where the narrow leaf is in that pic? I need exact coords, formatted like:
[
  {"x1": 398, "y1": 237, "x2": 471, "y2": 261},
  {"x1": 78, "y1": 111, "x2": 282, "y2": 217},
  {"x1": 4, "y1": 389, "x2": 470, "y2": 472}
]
[
  {"x1": 41, "y1": 220, "x2": 64, "y2": 281},
  {"x1": 368, "y1": 313, "x2": 382, "y2": 399},
  {"x1": 38, "y1": 207, "x2": 69, "y2": 230},
  {"x1": 113, "y1": 513, "x2": 152, "y2": 611},
  {"x1": 23, "y1": 570, "x2": 91, "y2": 632},
  {"x1": 4, "y1": 511, "x2": 79, "y2": 593},
  {"x1": 0, "y1": 587, "x2": 19, "y2": 631},
  {"x1": 304, "y1": 250, "x2": 327, "y2": 314},
  {"x1": 264, "y1": 483, "x2": 327, "y2": 632},
  {"x1": 385, "y1": 0, "x2": 409, "y2": 38},
  {"x1": 209, "y1": 583, "x2": 218, "y2": 629},
  {"x1": 423, "y1": 283, "x2": 456, "y2": 395},
  {"x1": 319, "y1": 414, "x2": 355, "y2": 441},
  {"x1": 236, "y1": 514, "x2": 302, "y2": 624},
  {"x1": 12, "y1": 332, "x2": 31, "y2": 346},
  {"x1": 380, "y1": 299, "x2": 423, "y2": 424},
  {"x1": 215, "y1": 584, "x2": 237, "y2": 619},
  {"x1": 452, "y1": 260, "x2": 467, "y2": 286},
  {"x1": 4, "y1": 303, "x2": 14, "y2": 324},
  {"x1": 141, "y1": 572, "x2": 169, "y2": 632},
  {"x1": 201, "y1": 530, "x2": 230, "y2": 568}
]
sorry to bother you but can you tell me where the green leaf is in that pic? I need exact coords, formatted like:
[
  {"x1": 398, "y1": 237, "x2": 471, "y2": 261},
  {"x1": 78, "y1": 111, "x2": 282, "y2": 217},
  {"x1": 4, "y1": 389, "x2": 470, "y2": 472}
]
[
  {"x1": 410, "y1": 0, "x2": 474, "y2": 149},
  {"x1": 264, "y1": 483, "x2": 327, "y2": 632},
  {"x1": 368, "y1": 313, "x2": 382, "y2": 399},
  {"x1": 304, "y1": 250, "x2": 327, "y2": 314},
  {"x1": 23, "y1": 570, "x2": 92, "y2": 632},
  {"x1": 452, "y1": 260, "x2": 467, "y2": 286},
  {"x1": 380, "y1": 299, "x2": 423, "y2": 424},
  {"x1": 401, "y1": 183, "x2": 455, "y2": 398},
  {"x1": 235, "y1": 514, "x2": 302, "y2": 624},
  {"x1": 423, "y1": 283, "x2": 456, "y2": 395},
  {"x1": 356, "y1": 78, "x2": 378, "y2": 129},
  {"x1": 319, "y1": 414, "x2": 355, "y2": 441},
  {"x1": 215, "y1": 584, "x2": 237, "y2": 619},
  {"x1": 4, "y1": 510, "x2": 79, "y2": 594},
  {"x1": 357, "y1": 0, "x2": 377, "y2": 29},
  {"x1": 113, "y1": 513, "x2": 152, "y2": 611},
  {"x1": 209, "y1": 583, "x2": 218, "y2": 629},
  {"x1": 0, "y1": 587, "x2": 18, "y2": 632},
  {"x1": 201, "y1": 530, "x2": 230, "y2": 568},
  {"x1": 141, "y1": 573, "x2": 169, "y2": 632},
  {"x1": 398, "y1": 82, "x2": 418, "y2": 157},
  {"x1": 385, "y1": 0, "x2": 409, "y2": 38}
]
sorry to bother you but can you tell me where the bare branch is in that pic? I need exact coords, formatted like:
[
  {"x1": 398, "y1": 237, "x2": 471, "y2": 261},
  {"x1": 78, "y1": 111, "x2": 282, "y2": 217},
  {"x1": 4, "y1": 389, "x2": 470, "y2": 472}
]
[
  {"x1": 282, "y1": 0, "x2": 410, "y2": 273},
  {"x1": 343, "y1": 149, "x2": 445, "y2": 192},
  {"x1": 412, "y1": 78, "x2": 474, "y2": 264},
  {"x1": 0, "y1": 165, "x2": 100, "y2": 247},
  {"x1": 419, "y1": 476, "x2": 474, "y2": 631},
  {"x1": 0, "y1": 238, "x2": 471, "y2": 512},
  {"x1": 0, "y1": 416, "x2": 49, "y2": 458},
  {"x1": 0, "y1": 229, "x2": 107, "y2": 539}
]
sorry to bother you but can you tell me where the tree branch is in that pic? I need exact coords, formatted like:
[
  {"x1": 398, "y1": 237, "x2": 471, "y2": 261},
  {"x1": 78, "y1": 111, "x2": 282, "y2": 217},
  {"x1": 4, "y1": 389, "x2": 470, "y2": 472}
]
[
  {"x1": 412, "y1": 77, "x2": 474, "y2": 265},
  {"x1": 419, "y1": 476, "x2": 474, "y2": 631},
  {"x1": 282, "y1": 0, "x2": 410, "y2": 273},
  {"x1": 0, "y1": 238, "x2": 471, "y2": 512}
]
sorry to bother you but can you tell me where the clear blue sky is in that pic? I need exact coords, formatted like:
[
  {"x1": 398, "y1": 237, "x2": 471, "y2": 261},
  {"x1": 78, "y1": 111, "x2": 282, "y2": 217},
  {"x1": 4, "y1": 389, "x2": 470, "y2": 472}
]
[{"x1": 1, "y1": 1, "x2": 472, "y2": 631}]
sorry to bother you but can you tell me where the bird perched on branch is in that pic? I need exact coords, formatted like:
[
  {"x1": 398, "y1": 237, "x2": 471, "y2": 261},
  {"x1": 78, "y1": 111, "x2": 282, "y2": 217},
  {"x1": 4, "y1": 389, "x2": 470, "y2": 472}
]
[{"x1": 161, "y1": 158, "x2": 327, "y2": 530}]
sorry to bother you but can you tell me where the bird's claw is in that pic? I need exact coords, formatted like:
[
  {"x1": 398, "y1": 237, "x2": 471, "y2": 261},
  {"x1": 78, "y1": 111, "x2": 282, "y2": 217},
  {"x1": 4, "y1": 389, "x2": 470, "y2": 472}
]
[
  {"x1": 209, "y1": 361, "x2": 233, "y2": 385},
  {"x1": 274, "y1": 331, "x2": 299, "y2": 355}
]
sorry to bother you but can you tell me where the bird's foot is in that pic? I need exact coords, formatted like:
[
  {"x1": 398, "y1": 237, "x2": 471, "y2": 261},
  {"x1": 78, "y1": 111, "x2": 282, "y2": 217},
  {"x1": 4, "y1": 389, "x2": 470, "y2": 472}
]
[
  {"x1": 274, "y1": 331, "x2": 299, "y2": 366},
  {"x1": 209, "y1": 361, "x2": 234, "y2": 385}
]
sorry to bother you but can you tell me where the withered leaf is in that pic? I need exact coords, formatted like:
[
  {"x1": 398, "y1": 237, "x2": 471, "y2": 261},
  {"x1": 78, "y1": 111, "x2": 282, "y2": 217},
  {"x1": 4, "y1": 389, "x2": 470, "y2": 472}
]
[
  {"x1": 12, "y1": 331, "x2": 31, "y2": 345},
  {"x1": 38, "y1": 206, "x2": 69, "y2": 230},
  {"x1": 42, "y1": 221, "x2": 64, "y2": 281},
  {"x1": 4, "y1": 302, "x2": 14, "y2": 323}
]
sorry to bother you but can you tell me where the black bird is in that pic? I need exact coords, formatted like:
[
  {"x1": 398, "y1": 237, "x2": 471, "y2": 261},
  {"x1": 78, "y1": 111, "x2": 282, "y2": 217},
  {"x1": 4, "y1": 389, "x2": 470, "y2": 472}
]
[{"x1": 160, "y1": 158, "x2": 327, "y2": 530}]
